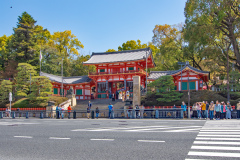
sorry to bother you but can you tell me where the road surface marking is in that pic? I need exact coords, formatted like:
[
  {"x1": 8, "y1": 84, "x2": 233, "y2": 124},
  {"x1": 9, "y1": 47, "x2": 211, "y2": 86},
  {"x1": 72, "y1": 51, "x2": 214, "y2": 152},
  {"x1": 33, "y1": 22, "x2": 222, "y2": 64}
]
[
  {"x1": 194, "y1": 141, "x2": 240, "y2": 145},
  {"x1": 188, "y1": 151, "x2": 240, "y2": 157},
  {"x1": 49, "y1": 137, "x2": 71, "y2": 140},
  {"x1": 90, "y1": 139, "x2": 114, "y2": 141},
  {"x1": 196, "y1": 137, "x2": 240, "y2": 141},
  {"x1": 199, "y1": 132, "x2": 240, "y2": 134},
  {"x1": 14, "y1": 136, "x2": 32, "y2": 138},
  {"x1": 198, "y1": 134, "x2": 240, "y2": 137},
  {"x1": 200, "y1": 129, "x2": 240, "y2": 132},
  {"x1": 192, "y1": 145, "x2": 240, "y2": 150},
  {"x1": 138, "y1": 140, "x2": 165, "y2": 143}
]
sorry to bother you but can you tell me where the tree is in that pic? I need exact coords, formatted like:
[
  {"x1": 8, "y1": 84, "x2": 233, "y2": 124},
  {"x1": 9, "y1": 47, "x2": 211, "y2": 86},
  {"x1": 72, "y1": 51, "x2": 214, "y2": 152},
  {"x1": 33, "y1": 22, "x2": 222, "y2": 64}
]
[
  {"x1": 27, "y1": 76, "x2": 52, "y2": 106},
  {"x1": 15, "y1": 63, "x2": 37, "y2": 97},
  {"x1": 148, "y1": 75, "x2": 183, "y2": 102},
  {"x1": 185, "y1": 0, "x2": 240, "y2": 70},
  {"x1": 49, "y1": 30, "x2": 84, "y2": 77},
  {"x1": 9, "y1": 12, "x2": 39, "y2": 66},
  {"x1": 0, "y1": 35, "x2": 12, "y2": 72},
  {"x1": 0, "y1": 80, "x2": 12, "y2": 103},
  {"x1": 106, "y1": 49, "x2": 116, "y2": 52},
  {"x1": 71, "y1": 55, "x2": 95, "y2": 76}
]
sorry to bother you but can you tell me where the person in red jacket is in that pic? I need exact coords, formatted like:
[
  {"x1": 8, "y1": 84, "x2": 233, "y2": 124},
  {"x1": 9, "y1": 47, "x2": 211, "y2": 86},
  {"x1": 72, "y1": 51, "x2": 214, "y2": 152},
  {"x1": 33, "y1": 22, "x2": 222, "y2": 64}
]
[{"x1": 67, "y1": 105, "x2": 72, "y2": 119}]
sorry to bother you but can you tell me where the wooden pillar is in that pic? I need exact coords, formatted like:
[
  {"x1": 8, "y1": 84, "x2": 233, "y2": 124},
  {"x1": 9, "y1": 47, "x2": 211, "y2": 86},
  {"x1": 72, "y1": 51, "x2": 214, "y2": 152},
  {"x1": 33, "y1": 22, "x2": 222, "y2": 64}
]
[
  {"x1": 83, "y1": 85, "x2": 85, "y2": 100},
  {"x1": 95, "y1": 81, "x2": 98, "y2": 99}
]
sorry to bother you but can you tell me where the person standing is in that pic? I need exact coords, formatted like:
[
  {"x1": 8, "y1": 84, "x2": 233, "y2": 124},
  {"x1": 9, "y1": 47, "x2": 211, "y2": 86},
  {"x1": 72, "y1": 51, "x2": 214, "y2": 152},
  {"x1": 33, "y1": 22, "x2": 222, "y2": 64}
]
[
  {"x1": 136, "y1": 105, "x2": 140, "y2": 118},
  {"x1": 126, "y1": 90, "x2": 130, "y2": 100},
  {"x1": 108, "y1": 103, "x2": 113, "y2": 118},
  {"x1": 226, "y1": 102, "x2": 232, "y2": 119},
  {"x1": 214, "y1": 100, "x2": 221, "y2": 120},
  {"x1": 181, "y1": 101, "x2": 187, "y2": 118},
  {"x1": 237, "y1": 101, "x2": 240, "y2": 119},
  {"x1": 95, "y1": 107, "x2": 99, "y2": 119},
  {"x1": 67, "y1": 105, "x2": 72, "y2": 119},
  {"x1": 6, "y1": 107, "x2": 10, "y2": 118},
  {"x1": 220, "y1": 102, "x2": 227, "y2": 120},
  {"x1": 208, "y1": 101, "x2": 215, "y2": 120},
  {"x1": 205, "y1": 101, "x2": 209, "y2": 119},
  {"x1": 200, "y1": 101, "x2": 206, "y2": 119},
  {"x1": 56, "y1": 105, "x2": 60, "y2": 119},
  {"x1": 88, "y1": 101, "x2": 92, "y2": 109},
  {"x1": 140, "y1": 105, "x2": 144, "y2": 119},
  {"x1": 60, "y1": 105, "x2": 64, "y2": 119},
  {"x1": 122, "y1": 91, "x2": 125, "y2": 102},
  {"x1": 192, "y1": 103, "x2": 198, "y2": 119},
  {"x1": 87, "y1": 106, "x2": 91, "y2": 119},
  {"x1": 197, "y1": 102, "x2": 201, "y2": 119},
  {"x1": 112, "y1": 93, "x2": 115, "y2": 101}
]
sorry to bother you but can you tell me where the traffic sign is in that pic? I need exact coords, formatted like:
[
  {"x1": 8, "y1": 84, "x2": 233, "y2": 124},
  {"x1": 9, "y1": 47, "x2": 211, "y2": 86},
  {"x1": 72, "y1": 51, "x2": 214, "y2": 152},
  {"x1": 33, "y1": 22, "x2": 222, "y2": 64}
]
[{"x1": 9, "y1": 92, "x2": 12, "y2": 102}]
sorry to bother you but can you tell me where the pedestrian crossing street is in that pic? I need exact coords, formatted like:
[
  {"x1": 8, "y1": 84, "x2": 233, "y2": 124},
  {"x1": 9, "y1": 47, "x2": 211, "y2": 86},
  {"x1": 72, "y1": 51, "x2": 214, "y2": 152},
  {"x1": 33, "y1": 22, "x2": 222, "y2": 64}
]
[
  {"x1": 71, "y1": 125, "x2": 203, "y2": 132},
  {"x1": 186, "y1": 120, "x2": 240, "y2": 160}
]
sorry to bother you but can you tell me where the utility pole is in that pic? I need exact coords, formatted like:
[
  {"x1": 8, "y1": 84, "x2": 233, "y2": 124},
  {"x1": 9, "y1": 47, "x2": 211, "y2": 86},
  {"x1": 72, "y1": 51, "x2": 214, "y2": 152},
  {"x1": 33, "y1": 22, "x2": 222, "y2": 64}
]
[
  {"x1": 61, "y1": 58, "x2": 63, "y2": 97},
  {"x1": 227, "y1": 49, "x2": 230, "y2": 102},
  {"x1": 178, "y1": 62, "x2": 185, "y2": 91},
  {"x1": 188, "y1": 72, "x2": 190, "y2": 119},
  {"x1": 30, "y1": 73, "x2": 31, "y2": 94},
  {"x1": 145, "y1": 51, "x2": 148, "y2": 93}
]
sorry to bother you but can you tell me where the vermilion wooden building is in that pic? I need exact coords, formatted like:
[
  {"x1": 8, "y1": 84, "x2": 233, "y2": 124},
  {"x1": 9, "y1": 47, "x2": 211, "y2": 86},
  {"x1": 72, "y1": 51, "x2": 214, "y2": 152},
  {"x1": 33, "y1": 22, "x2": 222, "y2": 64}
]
[
  {"x1": 42, "y1": 48, "x2": 210, "y2": 100},
  {"x1": 148, "y1": 61, "x2": 210, "y2": 91}
]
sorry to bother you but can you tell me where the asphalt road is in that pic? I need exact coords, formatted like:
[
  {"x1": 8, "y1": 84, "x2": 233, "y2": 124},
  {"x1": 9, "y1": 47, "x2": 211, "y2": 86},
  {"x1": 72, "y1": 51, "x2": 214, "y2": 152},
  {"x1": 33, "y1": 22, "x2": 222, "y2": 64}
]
[{"x1": 0, "y1": 118, "x2": 239, "y2": 160}]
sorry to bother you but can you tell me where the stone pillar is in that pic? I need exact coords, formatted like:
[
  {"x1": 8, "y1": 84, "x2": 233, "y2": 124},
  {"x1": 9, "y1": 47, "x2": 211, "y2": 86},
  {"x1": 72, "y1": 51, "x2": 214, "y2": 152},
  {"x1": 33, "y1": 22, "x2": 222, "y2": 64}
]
[{"x1": 133, "y1": 76, "x2": 140, "y2": 109}]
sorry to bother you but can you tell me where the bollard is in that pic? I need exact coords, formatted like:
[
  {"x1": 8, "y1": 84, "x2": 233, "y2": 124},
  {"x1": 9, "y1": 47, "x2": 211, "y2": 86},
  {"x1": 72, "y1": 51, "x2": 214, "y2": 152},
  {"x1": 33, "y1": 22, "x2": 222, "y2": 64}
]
[
  {"x1": 155, "y1": 110, "x2": 159, "y2": 119},
  {"x1": 110, "y1": 110, "x2": 114, "y2": 119},
  {"x1": 73, "y1": 111, "x2": 76, "y2": 119},
  {"x1": 91, "y1": 111, "x2": 94, "y2": 119},
  {"x1": 26, "y1": 112, "x2": 29, "y2": 119},
  {"x1": 40, "y1": 112, "x2": 43, "y2": 119},
  {"x1": 132, "y1": 110, "x2": 136, "y2": 119},
  {"x1": 56, "y1": 111, "x2": 60, "y2": 119},
  {"x1": 12, "y1": 112, "x2": 15, "y2": 119},
  {"x1": 0, "y1": 112, "x2": 3, "y2": 118}
]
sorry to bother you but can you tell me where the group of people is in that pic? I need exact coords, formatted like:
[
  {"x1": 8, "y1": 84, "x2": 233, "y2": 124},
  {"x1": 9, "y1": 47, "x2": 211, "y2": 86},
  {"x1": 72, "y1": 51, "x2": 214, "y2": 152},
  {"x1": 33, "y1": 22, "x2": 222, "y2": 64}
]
[
  {"x1": 87, "y1": 101, "x2": 100, "y2": 119},
  {"x1": 56, "y1": 104, "x2": 72, "y2": 119},
  {"x1": 111, "y1": 90, "x2": 130, "y2": 102},
  {"x1": 182, "y1": 100, "x2": 235, "y2": 120}
]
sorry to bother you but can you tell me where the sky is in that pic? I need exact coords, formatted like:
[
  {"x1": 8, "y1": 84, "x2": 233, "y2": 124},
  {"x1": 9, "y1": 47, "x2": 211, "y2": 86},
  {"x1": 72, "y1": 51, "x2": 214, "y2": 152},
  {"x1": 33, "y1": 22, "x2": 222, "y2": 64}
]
[{"x1": 0, "y1": 0, "x2": 187, "y2": 55}]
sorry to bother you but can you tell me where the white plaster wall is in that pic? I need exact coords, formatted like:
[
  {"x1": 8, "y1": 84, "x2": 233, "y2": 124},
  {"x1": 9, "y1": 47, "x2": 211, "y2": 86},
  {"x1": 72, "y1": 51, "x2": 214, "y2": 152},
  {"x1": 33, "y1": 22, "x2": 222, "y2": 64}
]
[{"x1": 85, "y1": 89, "x2": 90, "y2": 95}]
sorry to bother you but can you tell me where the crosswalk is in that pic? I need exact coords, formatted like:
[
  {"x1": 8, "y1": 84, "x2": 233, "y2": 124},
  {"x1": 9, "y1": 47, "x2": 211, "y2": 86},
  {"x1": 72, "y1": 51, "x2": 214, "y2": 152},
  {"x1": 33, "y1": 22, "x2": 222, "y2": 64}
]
[
  {"x1": 71, "y1": 125, "x2": 202, "y2": 132},
  {"x1": 186, "y1": 121, "x2": 240, "y2": 160}
]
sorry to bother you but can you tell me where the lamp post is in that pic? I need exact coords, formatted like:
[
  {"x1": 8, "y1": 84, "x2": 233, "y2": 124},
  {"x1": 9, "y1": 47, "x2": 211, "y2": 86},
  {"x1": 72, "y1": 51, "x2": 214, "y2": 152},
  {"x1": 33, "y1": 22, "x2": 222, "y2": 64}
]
[
  {"x1": 61, "y1": 58, "x2": 63, "y2": 97},
  {"x1": 178, "y1": 62, "x2": 185, "y2": 91},
  {"x1": 143, "y1": 51, "x2": 148, "y2": 93}
]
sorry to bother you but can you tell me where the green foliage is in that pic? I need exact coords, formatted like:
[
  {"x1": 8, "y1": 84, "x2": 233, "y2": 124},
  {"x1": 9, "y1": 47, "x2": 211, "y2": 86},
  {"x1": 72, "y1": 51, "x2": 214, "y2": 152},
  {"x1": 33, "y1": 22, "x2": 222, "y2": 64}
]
[
  {"x1": 15, "y1": 63, "x2": 37, "y2": 97},
  {"x1": 184, "y1": 0, "x2": 240, "y2": 72},
  {"x1": 27, "y1": 76, "x2": 52, "y2": 106},
  {"x1": 106, "y1": 49, "x2": 116, "y2": 52},
  {"x1": 0, "y1": 80, "x2": 13, "y2": 103},
  {"x1": 12, "y1": 98, "x2": 31, "y2": 108},
  {"x1": 148, "y1": 75, "x2": 182, "y2": 102}
]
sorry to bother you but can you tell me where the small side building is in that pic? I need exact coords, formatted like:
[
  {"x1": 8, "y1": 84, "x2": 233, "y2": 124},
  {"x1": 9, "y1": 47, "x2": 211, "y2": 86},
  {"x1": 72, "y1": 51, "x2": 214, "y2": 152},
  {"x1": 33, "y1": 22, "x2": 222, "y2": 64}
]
[{"x1": 148, "y1": 61, "x2": 210, "y2": 91}]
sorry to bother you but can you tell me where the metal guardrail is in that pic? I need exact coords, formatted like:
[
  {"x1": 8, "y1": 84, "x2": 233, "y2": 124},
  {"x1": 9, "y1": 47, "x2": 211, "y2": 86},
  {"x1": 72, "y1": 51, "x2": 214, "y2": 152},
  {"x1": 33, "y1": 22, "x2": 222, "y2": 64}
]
[
  {"x1": 0, "y1": 109, "x2": 184, "y2": 119},
  {"x1": 0, "y1": 109, "x2": 238, "y2": 119}
]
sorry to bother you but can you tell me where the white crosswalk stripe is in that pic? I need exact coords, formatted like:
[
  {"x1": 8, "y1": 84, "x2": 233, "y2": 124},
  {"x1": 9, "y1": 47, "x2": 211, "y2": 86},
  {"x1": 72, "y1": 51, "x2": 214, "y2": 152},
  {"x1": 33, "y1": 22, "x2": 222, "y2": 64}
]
[
  {"x1": 186, "y1": 120, "x2": 240, "y2": 159},
  {"x1": 71, "y1": 125, "x2": 202, "y2": 132}
]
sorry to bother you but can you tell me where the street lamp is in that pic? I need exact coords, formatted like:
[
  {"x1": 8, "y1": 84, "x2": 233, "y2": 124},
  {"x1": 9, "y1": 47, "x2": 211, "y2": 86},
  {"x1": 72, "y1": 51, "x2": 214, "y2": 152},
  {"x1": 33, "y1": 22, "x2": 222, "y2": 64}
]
[
  {"x1": 178, "y1": 62, "x2": 185, "y2": 91},
  {"x1": 143, "y1": 52, "x2": 148, "y2": 93}
]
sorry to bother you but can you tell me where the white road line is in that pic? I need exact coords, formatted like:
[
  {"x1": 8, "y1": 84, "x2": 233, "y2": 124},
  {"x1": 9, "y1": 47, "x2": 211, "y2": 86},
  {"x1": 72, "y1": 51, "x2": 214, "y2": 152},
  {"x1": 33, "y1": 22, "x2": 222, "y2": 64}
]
[
  {"x1": 14, "y1": 136, "x2": 32, "y2": 138},
  {"x1": 163, "y1": 128, "x2": 201, "y2": 132},
  {"x1": 188, "y1": 151, "x2": 240, "y2": 157},
  {"x1": 138, "y1": 140, "x2": 165, "y2": 143},
  {"x1": 185, "y1": 159, "x2": 211, "y2": 160},
  {"x1": 196, "y1": 137, "x2": 240, "y2": 141},
  {"x1": 199, "y1": 132, "x2": 240, "y2": 134},
  {"x1": 192, "y1": 145, "x2": 240, "y2": 150},
  {"x1": 194, "y1": 141, "x2": 240, "y2": 145},
  {"x1": 200, "y1": 130, "x2": 240, "y2": 132},
  {"x1": 49, "y1": 137, "x2": 71, "y2": 140},
  {"x1": 90, "y1": 139, "x2": 114, "y2": 141},
  {"x1": 198, "y1": 134, "x2": 240, "y2": 137}
]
